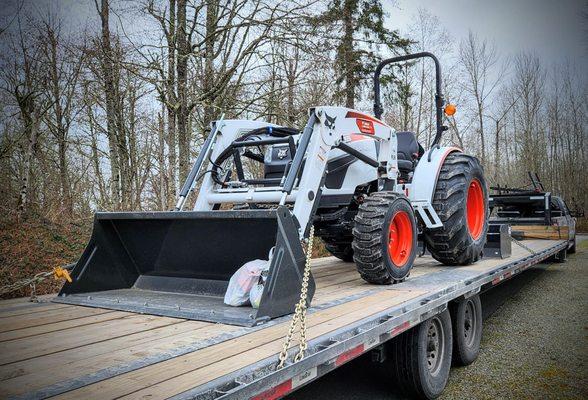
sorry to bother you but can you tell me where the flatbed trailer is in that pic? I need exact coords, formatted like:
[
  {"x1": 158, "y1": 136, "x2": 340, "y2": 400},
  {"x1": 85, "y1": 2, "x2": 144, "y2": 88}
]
[{"x1": 0, "y1": 238, "x2": 567, "y2": 400}]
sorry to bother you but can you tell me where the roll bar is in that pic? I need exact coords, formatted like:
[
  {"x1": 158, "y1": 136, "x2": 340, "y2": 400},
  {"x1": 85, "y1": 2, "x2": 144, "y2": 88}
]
[{"x1": 373, "y1": 52, "x2": 448, "y2": 146}]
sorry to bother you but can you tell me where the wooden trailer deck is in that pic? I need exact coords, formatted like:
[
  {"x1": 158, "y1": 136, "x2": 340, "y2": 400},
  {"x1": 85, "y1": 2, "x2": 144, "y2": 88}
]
[{"x1": 0, "y1": 239, "x2": 564, "y2": 399}]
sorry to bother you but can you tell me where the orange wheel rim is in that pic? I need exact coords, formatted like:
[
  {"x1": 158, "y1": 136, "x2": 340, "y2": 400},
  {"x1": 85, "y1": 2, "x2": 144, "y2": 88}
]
[
  {"x1": 388, "y1": 211, "x2": 413, "y2": 267},
  {"x1": 466, "y1": 179, "x2": 485, "y2": 240}
]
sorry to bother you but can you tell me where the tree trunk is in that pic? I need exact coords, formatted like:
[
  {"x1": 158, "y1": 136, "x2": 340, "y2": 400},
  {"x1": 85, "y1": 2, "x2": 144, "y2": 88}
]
[
  {"x1": 157, "y1": 111, "x2": 167, "y2": 210},
  {"x1": 477, "y1": 99, "x2": 485, "y2": 165},
  {"x1": 127, "y1": 82, "x2": 140, "y2": 209},
  {"x1": 47, "y1": 28, "x2": 72, "y2": 215},
  {"x1": 342, "y1": 0, "x2": 355, "y2": 109},
  {"x1": 116, "y1": 77, "x2": 131, "y2": 210},
  {"x1": 89, "y1": 109, "x2": 107, "y2": 206},
  {"x1": 17, "y1": 111, "x2": 39, "y2": 217},
  {"x1": 97, "y1": 0, "x2": 122, "y2": 209},
  {"x1": 202, "y1": 0, "x2": 218, "y2": 128},
  {"x1": 176, "y1": 0, "x2": 189, "y2": 183},
  {"x1": 166, "y1": 0, "x2": 177, "y2": 204},
  {"x1": 287, "y1": 64, "x2": 296, "y2": 125},
  {"x1": 494, "y1": 120, "x2": 500, "y2": 183}
]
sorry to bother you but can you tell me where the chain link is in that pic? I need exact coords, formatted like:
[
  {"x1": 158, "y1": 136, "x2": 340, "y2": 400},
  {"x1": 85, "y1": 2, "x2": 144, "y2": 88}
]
[
  {"x1": 277, "y1": 225, "x2": 315, "y2": 369},
  {"x1": 510, "y1": 236, "x2": 537, "y2": 255},
  {"x1": 0, "y1": 266, "x2": 74, "y2": 300},
  {"x1": 0, "y1": 271, "x2": 53, "y2": 298}
]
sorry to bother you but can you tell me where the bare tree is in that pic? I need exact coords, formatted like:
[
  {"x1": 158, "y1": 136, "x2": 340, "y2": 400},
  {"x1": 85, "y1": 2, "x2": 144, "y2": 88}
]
[
  {"x1": 458, "y1": 31, "x2": 502, "y2": 165},
  {"x1": 0, "y1": 19, "x2": 51, "y2": 217},
  {"x1": 0, "y1": 1, "x2": 586, "y2": 232},
  {"x1": 511, "y1": 53, "x2": 545, "y2": 175},
  {"x1": 95, "y1": 0, "x2": 124, "y2": 208},
  {"x1": 39, "y1": 14, "x2": 85, "y2": 215}
]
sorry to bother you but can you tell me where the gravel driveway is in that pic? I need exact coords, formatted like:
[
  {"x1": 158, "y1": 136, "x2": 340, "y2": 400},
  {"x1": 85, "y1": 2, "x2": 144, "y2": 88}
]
[{"x1": 289, "y1": 236, "x2": 588, "y2": 399}]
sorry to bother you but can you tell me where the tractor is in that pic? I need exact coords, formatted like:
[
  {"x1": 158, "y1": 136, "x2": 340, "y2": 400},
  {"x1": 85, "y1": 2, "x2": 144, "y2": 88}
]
[{"x1": 55, "y1": 52, "x2": 489, "y2": 327}]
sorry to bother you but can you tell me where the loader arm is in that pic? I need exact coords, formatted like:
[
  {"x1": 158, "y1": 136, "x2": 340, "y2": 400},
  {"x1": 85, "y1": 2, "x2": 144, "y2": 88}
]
[
  {"x1": 191, "y1": 107, "x2": 399, "y2": 240},
  {"x1": 290, "y1": 107, "x2": 398, "y2": 238}
]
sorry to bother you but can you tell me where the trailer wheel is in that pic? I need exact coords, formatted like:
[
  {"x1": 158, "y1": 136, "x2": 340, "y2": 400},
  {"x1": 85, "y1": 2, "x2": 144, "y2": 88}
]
[
  {"x1": 555, "y1": 248, "x2": 567, "y2": 263},
  {"x1": 352, "y1": 192, "x2": 417, "y2": 284},
  {"x1": 323, "y1": 241, "x2": 354, "y2": 262},
  {"x1": 388, "y1": 309, "x2": 453, "y2": 399},
  {"x1": 568, "y1": 238, "x2": 576, "y2": 254},
  {"x1": 450, "y1": 295, "x2": 482, "y2": 366},
  {"x1": 424, "y1": 153, "x2": 489, "y2": 265}
]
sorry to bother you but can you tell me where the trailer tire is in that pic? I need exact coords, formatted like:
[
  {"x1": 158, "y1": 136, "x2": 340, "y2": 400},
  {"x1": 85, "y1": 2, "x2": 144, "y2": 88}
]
[
  {"x1": 388, "y1": 309, "x2": 453, "y2": 399},
  {"x1": 568, "y1": 238, "x2": 576, "y2": 254},
  {"x1": 424, "y1": 153, "x2": 489, "y2": 265},
  {"x1": 352, "y1": 192, "x2": 417, "y2": 284},
  {"x1": 555, "y1": 248, "x2": 567, "y2": 263},
  {"x1": 450, "y1": 295, "x2": 482, "y2": 366},
  {"x1": 324, "y1": 241, "x2": 354, "y2": 262}
]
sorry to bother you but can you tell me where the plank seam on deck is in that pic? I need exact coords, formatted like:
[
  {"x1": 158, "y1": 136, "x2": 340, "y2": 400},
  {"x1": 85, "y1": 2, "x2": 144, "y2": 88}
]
[
  {"x1": 0, "y1": 309, "x2": 119, "y2": 335},
  {"x1": 0, "y1": 304, "x2": 73, "y2": 319},
  {"x1": 0, "y1": 311, "x2": 131, "y2": 342},
  {"x1": 0, "y1": 316, "x2": 186, "y2": 366}
]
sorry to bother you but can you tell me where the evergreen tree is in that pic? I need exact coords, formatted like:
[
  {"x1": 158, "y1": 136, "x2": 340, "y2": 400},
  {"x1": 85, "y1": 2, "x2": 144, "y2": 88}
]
[{"x1": 319, "y1": 0, "x2": 410, "y2": 109}]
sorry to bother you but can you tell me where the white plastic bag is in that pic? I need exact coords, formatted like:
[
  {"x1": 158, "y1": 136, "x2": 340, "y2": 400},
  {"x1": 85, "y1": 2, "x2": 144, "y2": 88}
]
[
  {"x1": 249, "y1": 282, "x2": 264, "y2": 309},
  {"x1": 224, "y1": 248, "x2": 274, "y2": 307},
  {"x1": 249, "y1": 247, "x2": 274, "y2": 308},
  {"x1": 223, "y1": 259, "x2": 267, "y2": 306}
]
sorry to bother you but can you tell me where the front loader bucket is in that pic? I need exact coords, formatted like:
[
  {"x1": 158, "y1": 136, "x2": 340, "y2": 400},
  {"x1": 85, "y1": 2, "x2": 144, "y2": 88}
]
[{"x1": 54, "y1": 206, "x2": 314, "y2": 326}]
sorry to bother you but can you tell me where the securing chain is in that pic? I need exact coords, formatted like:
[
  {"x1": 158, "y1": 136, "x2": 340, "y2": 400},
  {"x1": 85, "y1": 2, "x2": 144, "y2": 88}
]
[
  {"x1": 510, "y1": 236, "x2": 537, "y2": 255},
  {"x1": 0, "y1": 266, "x2": 73, "y2": 301},
  {"x1": 277, "y1": 225, "x2": 315, "y2": 369}
]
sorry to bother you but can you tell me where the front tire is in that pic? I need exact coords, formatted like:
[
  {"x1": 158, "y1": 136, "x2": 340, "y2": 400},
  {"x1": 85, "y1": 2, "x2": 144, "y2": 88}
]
[
  {"x1": 387, "y1": 309, "x2": 453, "y2": 399},
  {"x1": 424, "y1": 153, "x2": 489, "y2": 265},
  {"x1": 352, "y1": 192, "x2": 417, "y2": 284}
]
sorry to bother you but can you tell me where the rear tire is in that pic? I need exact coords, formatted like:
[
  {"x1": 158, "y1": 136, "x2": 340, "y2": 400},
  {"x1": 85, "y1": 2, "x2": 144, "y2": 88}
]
[
  {"x1": 387, "y1": 309, "x2": 453, "y2": 399},
  {"x1": 450, "y1": 295, "x2": 482, "y2": 366},
  {"x1": 424, "y1": 153, "x2": 489, "y2": 265},
  {"x1": 323, "y1": 241, "x2": 354, "y2": 262},
  {"x1": 352, "y1": 192, "x2": 417, "y2": 284}
]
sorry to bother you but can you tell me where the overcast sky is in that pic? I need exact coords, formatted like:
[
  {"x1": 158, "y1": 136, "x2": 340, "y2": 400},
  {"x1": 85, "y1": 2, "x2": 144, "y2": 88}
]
[
  {"x1": 391, "y1": 0, "x2": 587, "y2": 68},
  {"x1": 2, "y1": 0, "x2": 587, "y2": 76}
]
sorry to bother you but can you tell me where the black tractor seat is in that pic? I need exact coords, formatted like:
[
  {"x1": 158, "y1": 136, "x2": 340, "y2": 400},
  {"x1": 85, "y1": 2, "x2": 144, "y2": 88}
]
[{"x1": 396, "y1": 131, "x2": 423, "y2": 172}]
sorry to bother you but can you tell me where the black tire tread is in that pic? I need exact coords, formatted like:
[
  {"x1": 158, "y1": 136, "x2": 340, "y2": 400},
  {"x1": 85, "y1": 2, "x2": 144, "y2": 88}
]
[
  {"x1": 389, "y1": 319, "x2": 424, "y2": 398},
  {"x1": 568, "y1": 238, "x2": 576, "y2": 254},
  {"x1": 388, "y1": 310, "x2": 453, "y2": 399},
  {"x1": 352, "y1": 192, "x2": 407, "y2": 284},
  {"x1": 450, "y1": 295, "x2": 482, "y2": 366},
  {"x1": 424, "y1": 153, "x2": 488, "y2": 265}
]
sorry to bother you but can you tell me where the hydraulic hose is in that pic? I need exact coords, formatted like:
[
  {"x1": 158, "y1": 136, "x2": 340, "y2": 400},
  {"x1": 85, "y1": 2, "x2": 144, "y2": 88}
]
[{"x1": 211, "y1": 126, "x2": 299, "y2": 186}]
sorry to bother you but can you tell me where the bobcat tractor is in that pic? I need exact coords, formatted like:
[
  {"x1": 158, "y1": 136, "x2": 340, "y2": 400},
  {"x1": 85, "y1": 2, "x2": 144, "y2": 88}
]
[{"x1": 55, "y1": 52, "x2": 489, "y2": 326}]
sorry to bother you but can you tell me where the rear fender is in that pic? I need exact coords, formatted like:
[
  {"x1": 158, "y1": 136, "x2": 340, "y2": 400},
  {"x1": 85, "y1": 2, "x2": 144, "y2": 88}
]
[{"x1": 408, "y1": 146, "x2": 462, "y2": 203}]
